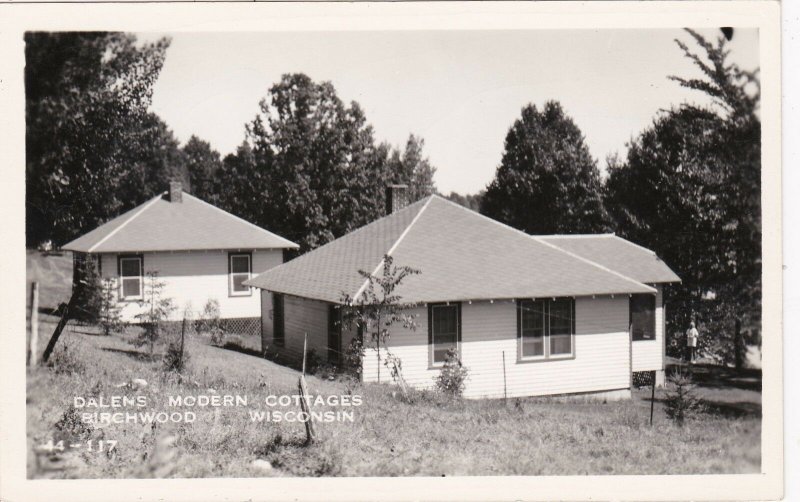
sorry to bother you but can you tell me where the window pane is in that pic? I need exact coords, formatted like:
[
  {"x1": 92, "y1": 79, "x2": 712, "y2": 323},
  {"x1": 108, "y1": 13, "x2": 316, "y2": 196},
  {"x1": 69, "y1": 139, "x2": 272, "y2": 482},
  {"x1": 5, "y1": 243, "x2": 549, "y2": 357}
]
[
  {"x1": 631, "y1": 294, "x2": 655, "y2": 341},
  {"x1": 230, "y1": 255, "x2": 250, "y2": 274},
  {"x1": 549, "y1": 298, "x2": 572, "y2": 336},
  {"x1": 120, "y1": 258, "x2": 141, "y2": 277},
  {"x1": 519, "y1": 300, "x2": 544, "y2": 357},
  {"x1": 122, "y1": 277, "x2": 140, "y2": 297},
  {"x1": 432, "y1": 305, "x2": 458, "y2": 363},
  {"x1": 550, "y1": 333, "x2": 572, "y2": 355},
  {"x1": 232, "y1": 273, "x2": 249, "y2": 292}
]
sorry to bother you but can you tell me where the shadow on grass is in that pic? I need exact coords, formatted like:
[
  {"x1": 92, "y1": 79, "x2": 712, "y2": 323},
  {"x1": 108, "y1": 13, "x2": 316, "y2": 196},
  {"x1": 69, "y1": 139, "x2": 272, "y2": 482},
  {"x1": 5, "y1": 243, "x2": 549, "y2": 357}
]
[
  {"x1": 701, "y1": 400, "x2": 761, "y2": 419},
  {"x1": 666, "y1": 362, "x2": 762, "y2": 392},
  {"x1": 101, "y1": 347, "x2": 160, "y2": 362},
  {"x1": 219, "y1": 341, "x2": 263, "y2": 359}
]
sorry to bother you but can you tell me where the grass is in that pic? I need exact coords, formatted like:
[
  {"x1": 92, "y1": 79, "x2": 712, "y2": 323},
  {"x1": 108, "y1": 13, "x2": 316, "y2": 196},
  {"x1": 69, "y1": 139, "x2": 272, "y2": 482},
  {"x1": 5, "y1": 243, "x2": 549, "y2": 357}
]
[{"x1": 26, "y1": 251, "x2": 761, "y2": 478}]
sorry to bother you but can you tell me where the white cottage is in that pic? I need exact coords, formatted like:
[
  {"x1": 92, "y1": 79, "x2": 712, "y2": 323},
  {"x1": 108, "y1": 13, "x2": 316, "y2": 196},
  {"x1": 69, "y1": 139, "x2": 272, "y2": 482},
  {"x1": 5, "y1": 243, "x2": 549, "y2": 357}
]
[
  {"x1": 63, "y1": 182, "x2": 298, "y2": 323},
  {"x1": 246, "y1": 189, "x2": 680, "y2": 400}
]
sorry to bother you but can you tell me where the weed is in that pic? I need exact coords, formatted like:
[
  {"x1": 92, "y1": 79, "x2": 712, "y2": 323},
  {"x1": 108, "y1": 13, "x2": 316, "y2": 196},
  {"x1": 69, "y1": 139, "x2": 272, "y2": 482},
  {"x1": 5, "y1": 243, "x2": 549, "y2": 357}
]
[{"x1": 46, "y1": 341, "x2": 86, "y2": 375}]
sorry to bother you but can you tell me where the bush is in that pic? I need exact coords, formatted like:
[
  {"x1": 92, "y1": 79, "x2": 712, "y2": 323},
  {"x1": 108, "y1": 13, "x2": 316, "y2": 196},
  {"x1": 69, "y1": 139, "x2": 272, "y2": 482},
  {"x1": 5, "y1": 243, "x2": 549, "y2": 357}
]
[
  {"x1": 434, "y1": 348, "x2": 469, "y2": 397},
  {"x1": 664, "y1": 368, "x2": 705, "y2": 426},
  {"x1": 343, "y1": 336, "x2": 365, "y2": 377},
  {"x1": 198, "y1": 299, "x2": 225, "y2": 346},
  {"x1": 162, "y1": 337, "x2": 190, "y2": 374}
]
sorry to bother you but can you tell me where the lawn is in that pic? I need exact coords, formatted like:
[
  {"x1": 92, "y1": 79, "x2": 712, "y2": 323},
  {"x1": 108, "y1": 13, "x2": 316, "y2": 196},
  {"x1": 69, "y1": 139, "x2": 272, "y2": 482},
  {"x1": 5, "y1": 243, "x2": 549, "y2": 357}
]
[{"x1": 26, "y1": 251, "x2": 761, "y2": 478}]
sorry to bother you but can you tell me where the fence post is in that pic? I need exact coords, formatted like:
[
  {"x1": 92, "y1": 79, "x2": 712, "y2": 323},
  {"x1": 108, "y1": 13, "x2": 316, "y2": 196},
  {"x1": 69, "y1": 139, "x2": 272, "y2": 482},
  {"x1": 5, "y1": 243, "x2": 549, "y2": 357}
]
[
  {"x1": 649, "y1": 370, "x2": 656, "y2": 426},
  {"x1": 29, "y1": 282, "x2": 39, "y2": 367},
  {"x1": 42, "y1": 297, "x2": 73, "y2": 363},
  {"x1": 298, "y1": 332, "x2": 316, "y2": 445},
  {"x1": 180, "y1": 317, "x2": 186, "y2": 364},
  {"x1": 502, "y1": 350, "x2": 507, "y2": 401}
]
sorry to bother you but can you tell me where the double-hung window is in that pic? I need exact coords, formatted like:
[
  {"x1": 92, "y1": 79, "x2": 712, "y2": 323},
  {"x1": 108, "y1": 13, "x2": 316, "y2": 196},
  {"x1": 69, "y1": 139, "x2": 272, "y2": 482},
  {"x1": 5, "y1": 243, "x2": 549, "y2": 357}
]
[
  {"x1": 229, "y1": 253, "x2": 252, "y2": 297},
  {"x1": 517, "y1": 298, "x2": 575, "y2": 360},
  {"x1": 118, "y1": 255, "x2": 143, "y2": 300},
  {"x1": 630, "y1": 294, "x2": 656, "y2": 341},
  {"x1": 428, "y1": 303, "x2": 461, "y2": 366}
]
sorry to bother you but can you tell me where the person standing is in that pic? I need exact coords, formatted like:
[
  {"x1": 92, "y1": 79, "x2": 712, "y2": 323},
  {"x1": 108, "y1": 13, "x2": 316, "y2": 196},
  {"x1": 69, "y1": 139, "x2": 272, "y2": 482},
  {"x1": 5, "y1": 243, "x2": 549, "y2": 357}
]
[{"x1": 686, "y1": 321, "x2": 699, "y2": 362}]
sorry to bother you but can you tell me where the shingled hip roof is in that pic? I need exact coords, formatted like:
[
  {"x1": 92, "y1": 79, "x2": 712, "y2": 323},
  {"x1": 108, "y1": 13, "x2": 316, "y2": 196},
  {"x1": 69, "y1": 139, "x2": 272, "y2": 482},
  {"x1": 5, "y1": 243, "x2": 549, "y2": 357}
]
[
  {"x1": 62, "y1": 192, "x2": 299, "y2": 253},
  {"x1": 245, "y1": 195, "x2": 678, "y2": 304}
]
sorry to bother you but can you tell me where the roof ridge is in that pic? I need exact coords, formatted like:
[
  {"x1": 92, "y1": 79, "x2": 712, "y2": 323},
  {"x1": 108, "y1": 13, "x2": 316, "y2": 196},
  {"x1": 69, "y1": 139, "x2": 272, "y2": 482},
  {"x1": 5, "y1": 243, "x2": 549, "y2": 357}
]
[
  {"x1": 184, "y1": 192, "x2": 299, "y2": 249},
  {"x1": 87, "y1": 193, "x2": 164, "y2": 253},
  {"x1": 434, "y1": 196, "x2": 656, "y2": 294},
  {"x1": 351, "y1": 196, "x2": 435, "y2": 302}
]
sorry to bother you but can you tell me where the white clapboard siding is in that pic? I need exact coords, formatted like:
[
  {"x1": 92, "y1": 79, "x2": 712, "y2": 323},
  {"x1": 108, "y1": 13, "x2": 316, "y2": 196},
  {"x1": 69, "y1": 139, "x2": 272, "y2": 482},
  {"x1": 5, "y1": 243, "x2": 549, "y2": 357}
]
[
  {"x1": 362, "y1": 296, "x2": 631, "y2": 399},
  {"x1": 631, "y1": 285, "x2": 665, "y2": 372},
  {"x1": 99, "y1": 249, "x2": 283, "y2": 322}
]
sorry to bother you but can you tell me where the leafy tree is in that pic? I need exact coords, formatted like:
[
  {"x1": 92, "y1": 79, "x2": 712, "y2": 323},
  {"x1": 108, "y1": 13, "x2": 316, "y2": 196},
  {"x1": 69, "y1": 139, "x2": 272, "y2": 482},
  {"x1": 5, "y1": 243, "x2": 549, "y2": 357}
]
[
  {"x1": 340, "y1": 255, "x2": 420, "y2": 384},
  {"x1": 388, "y1": 134, "x2": 438, "y2": 202},
  {"x1": 445, "y1": 191, "x2": 483, "y2": 212},
  {"x1": 604, "y1": 29, "x2": 760, "y2": 367},
  {"x1": 25, "y1": 32, "x2": 176, "y2": 247},
  {"x1": 239, "y1": 73, "x2": 405, "y2": 252},
  {"x1": 183, "y1": 135, "x2": 223, "y2": 201},
  {"x1": 480, "y1": 101, "x2": 610, "y2": 234}
]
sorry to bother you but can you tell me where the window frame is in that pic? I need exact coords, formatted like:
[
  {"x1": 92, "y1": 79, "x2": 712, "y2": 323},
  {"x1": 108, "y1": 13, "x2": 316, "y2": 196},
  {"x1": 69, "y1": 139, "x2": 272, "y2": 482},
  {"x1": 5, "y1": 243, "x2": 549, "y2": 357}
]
[
  {"x1": 630, "y1": 293, "x2": 657, "y2": 342},
  {"x1": 228, "y1": 252, "x2": 253, "y2": 297},
  {"x1": 117, "y1": 254, "x2": 143, "y2": 301},
  {"x1": 427, "y1": 302, "x2": 462, "y2": 368},
  {"x1": 516, "y1": 298, "x2": 576, "y2": 363}
]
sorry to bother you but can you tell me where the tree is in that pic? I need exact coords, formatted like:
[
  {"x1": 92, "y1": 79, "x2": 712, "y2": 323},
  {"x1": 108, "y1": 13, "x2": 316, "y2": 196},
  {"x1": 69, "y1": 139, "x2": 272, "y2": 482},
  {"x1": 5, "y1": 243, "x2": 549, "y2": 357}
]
[
  {"x1": 340, "y1": 255, "x2": 420, "y2": 384},
  {"x1": 236, "y1": 73, "x2": 406, "y2": 252},
  {"x1": 445, "y1": 191, "x2": 483, "y2": 212},
  {"x1": 480, "y1": 101, "x2": 610, "y2": 234},
  {"x1": 387, "y1": 134, "x2": 437, "y2": 202},
  {"x1": 604, "y1": 29, "x2": 760, "y2": 367},
  {"x1": 25, "y1": 32, "x2": 176, "y2": 247},
  {"x1": 98, "y1": 278, "x2": 126, "y2": 336},
  {"x1": 183, "y1": 135, "x2": 223, "y2": 202},
  {"x1": 132, "y1": 272, "x2": 176, "y2": 354}
]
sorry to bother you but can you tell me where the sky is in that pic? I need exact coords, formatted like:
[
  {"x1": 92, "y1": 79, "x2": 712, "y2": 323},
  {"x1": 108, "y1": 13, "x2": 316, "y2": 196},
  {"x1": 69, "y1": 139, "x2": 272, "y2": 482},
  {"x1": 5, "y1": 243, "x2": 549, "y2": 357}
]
[{"x1": 144, "y1": 29, "x2": 759, "y2": 195}]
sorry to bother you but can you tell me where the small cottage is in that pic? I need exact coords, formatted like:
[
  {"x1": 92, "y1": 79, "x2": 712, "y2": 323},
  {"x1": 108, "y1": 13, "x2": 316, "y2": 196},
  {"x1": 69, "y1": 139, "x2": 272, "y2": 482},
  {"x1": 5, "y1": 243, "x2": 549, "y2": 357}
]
[
  {"x1": 245, "y1": 187, "x2": 679, "y2": 400},
  {"x1": 63, "y1": 182, "x2": 298, "y2": 324}
]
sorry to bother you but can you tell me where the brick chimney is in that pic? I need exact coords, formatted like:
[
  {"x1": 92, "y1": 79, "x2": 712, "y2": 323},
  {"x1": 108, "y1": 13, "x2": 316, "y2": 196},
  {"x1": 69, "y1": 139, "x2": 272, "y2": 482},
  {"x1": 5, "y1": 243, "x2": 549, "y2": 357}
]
[
  {"x1": 385, "y1": 184, "x2": 409, "y2": 215},
  {"x1": 168, "y1": 181, "x2": 183, "y2": 203}
]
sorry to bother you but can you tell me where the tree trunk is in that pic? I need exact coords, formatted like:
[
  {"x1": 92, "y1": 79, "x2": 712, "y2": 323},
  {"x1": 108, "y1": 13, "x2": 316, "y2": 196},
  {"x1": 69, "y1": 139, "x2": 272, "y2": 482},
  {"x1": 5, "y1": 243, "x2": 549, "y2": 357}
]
[{"x1": 734, "y1": 318, "x2": 745, "y2": 370}]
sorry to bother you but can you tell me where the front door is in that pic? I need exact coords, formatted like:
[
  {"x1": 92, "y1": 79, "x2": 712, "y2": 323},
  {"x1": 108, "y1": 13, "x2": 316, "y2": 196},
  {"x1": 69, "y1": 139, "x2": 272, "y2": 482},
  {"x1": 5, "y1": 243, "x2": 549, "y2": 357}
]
[{"x1": 328, "y1": 305, "x2": 341, "y2": 365}]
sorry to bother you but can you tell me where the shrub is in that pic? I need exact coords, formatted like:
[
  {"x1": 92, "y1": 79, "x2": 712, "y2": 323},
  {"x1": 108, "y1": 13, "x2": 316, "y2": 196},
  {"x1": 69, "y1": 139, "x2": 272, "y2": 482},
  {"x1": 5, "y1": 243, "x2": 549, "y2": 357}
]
[
  {"x1": 198, "y1": 299, "x2": 225, "y2": 346},
  {"x1": 664, "y1": 368, "x2": 705, "y2": 426},
  {"x1": 434, "y1": 348, "x2": 469, "y2": 397},
  {"x1": 162, "y1": 335, "x2": 190, "y2": 374}
]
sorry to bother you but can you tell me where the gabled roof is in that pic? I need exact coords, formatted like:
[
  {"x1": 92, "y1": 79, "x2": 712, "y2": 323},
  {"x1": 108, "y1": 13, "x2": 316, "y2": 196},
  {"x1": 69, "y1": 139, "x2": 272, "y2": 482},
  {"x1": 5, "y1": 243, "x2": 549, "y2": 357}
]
[
  {"x1": 62, "y1": 192, "x2": 298, "y2": 253},
  {"x1": 539, "y1": 234, "x2": 680, "y2": 284},
  {"x1": 245, "y1": 195, "x2": 666, "y2": 304}
]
